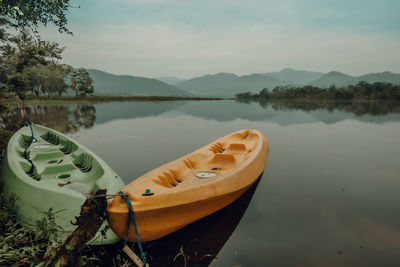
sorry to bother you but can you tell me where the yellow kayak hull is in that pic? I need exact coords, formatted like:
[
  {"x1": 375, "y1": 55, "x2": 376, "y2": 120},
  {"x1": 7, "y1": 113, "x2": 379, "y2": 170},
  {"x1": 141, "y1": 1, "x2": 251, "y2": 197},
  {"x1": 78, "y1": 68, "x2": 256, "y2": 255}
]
[{"x1": 107, "y1": 129, "x2": 269, "y2": 242}]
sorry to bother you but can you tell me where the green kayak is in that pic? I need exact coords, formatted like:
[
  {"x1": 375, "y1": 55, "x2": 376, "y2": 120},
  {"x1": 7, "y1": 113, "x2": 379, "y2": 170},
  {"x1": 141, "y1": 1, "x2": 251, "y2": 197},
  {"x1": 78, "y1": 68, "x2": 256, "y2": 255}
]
[{"x1": 0, "y1": 123, "x2": 125, "y2": 245}]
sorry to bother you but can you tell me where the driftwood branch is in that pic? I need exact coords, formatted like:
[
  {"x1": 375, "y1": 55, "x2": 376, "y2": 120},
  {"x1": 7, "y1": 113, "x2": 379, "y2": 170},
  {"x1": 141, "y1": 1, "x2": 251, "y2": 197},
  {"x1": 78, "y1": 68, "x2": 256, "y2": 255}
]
[{"x1": 47, "y1": 189, "x2": 107, "y2": 266}]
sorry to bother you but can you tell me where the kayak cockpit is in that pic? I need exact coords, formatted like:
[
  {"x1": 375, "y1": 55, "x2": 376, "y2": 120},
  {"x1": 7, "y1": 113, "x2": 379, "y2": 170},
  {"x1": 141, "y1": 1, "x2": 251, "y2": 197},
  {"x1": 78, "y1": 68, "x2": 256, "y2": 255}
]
[
  {"x1": 2, "y1": 123, "x2": 126, "y2": 245},
  {"x1": 128, "y1": 129, "x2": 262, "y2": 198},
  {"x1": 14, "y1": 127, "x2": 106, "y2": 196}
]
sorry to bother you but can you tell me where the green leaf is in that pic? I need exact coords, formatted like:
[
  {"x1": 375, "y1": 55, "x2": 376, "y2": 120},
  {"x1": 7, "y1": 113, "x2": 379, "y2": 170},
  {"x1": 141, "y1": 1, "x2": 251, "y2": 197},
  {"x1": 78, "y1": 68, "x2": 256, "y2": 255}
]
[{"x1": 13, "y1": 6, "x2": 24, "y2": 16}]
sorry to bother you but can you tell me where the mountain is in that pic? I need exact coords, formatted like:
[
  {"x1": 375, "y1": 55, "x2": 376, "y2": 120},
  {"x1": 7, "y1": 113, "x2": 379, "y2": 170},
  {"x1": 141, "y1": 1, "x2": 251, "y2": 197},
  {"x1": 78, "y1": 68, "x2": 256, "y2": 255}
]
[
  {"x1": 309, "y1": 71, "x2": 356, "y2": 88},
  {"x1": 262, "y1": 68, "x2": 324, "y2": 85},
  {"x1": 87, "y1": 69, "x2": 191, "y2": 96},
  {"x1": 85, "y1": 68, "x2": 400, "y2": 97},
  {"x1": 175, "y1": 73, "x2": 284, "y2": 97},
  {"x1": 308, "y1": 71, "x2": 400, "y2": 88},
  {"x1": 156, "y1": 77, "x2": 186, "y2": 85},
  {"x1": 356, "y1": 72, "x2": 400, "y2": 85}
]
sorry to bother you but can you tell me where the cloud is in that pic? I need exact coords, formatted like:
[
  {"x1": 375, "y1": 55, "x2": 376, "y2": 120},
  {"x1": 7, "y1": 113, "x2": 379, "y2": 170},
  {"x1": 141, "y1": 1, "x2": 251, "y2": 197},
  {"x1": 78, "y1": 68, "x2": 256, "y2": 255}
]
[{"x1": 41, "y1": 22, "x2": 400, "y2": 78}]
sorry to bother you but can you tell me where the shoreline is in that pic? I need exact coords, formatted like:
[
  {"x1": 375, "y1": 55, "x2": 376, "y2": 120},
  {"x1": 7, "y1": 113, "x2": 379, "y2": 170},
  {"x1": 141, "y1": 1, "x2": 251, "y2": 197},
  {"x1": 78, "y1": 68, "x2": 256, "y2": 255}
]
[
  {"x1": 2, "y1": 95, "x2": 224, "y2": 105},
  {"x1": 235, "y1": 97, "x2": 400, "y2": 103}
]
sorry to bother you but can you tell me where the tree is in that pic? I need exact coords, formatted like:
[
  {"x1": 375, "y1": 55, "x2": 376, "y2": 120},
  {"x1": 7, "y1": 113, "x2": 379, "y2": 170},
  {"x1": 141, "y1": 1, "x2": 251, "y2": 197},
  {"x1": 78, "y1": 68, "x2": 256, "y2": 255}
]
[
  {"x1": 70, "y1": 69, "x2": 94, "y2": 96},
  {"x1": 1, "y1": 28, "x2": 65, "y2": 99},
  {"x1": 26, "y1": 63, "x2": 72, "y2": 96},
  {"x1": 259, "y1": 88, "x2": 270, "y2": 99},
  {"x1": 0, "y1": 0, "x2": 72, "y2": 33},
  {"x1": 53, "y1": 64, "x2": 73, "y2": 96}
]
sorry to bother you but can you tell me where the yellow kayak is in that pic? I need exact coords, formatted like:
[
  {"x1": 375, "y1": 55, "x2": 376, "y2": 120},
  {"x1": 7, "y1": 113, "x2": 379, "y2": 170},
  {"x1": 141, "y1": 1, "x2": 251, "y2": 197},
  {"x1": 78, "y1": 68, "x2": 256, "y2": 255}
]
[{"x1": 107, "y1": 129, "x2": 269, "y2": 242}]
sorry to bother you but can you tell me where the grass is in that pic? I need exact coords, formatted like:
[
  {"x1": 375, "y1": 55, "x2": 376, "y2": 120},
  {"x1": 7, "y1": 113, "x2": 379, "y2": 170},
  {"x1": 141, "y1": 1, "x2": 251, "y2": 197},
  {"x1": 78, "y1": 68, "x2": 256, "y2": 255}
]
[
  {"x1": 0, "y1": 188, "x2": 61, "y2": 266},
  {"x1": 0, "y1": 184, "x2": 139, "y2": 266},
  {"x1": 0, "y1": 186, "x2": 133, "y2": 266}
]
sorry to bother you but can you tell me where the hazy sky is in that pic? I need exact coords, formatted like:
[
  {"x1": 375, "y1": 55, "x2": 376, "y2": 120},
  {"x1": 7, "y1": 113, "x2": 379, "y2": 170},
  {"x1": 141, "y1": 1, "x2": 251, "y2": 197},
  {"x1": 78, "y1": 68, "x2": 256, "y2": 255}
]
[{"x1": 41, "y1": 0, "x2": 400, "y2": 79}]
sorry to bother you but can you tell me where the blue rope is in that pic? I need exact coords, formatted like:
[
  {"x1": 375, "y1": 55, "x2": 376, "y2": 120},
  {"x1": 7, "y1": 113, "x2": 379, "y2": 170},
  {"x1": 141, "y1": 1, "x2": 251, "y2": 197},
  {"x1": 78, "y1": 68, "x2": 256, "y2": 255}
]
[
  {"x1": 118, "y1": 191, "x2": 147, "y2": 264},
  {"x1": 92, "y1": 197, "x2": 106, "y2": 220},
  {"x1": 26, "y1": 122, "x2": 38, "y2": 144},
  {"x1": 24, "y1": 122, "x2": 38, "y2": 178},
  {"x1": 27, "y1": 158, "x2": 35, "y2": 175}
]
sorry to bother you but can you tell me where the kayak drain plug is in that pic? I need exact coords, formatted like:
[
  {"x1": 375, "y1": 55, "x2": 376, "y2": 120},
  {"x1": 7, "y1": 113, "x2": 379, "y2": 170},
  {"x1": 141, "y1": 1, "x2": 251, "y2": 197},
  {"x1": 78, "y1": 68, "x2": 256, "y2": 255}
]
[{"x1": 142, "y1": 189, "x2": 154, "y2": 196}]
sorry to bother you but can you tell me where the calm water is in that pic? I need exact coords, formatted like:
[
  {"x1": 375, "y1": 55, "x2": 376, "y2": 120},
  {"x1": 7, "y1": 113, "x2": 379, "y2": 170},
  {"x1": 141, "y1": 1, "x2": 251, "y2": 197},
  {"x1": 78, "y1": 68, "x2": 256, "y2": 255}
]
[{"x1": 3, "y1": 100, "x2": 400, "y2": 266}]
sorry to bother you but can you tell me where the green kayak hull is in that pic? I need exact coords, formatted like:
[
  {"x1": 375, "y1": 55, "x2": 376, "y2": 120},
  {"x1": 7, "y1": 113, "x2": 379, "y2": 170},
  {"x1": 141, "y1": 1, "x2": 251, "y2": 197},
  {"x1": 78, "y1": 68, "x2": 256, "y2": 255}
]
[{"x1": 0, "y1": 123, "x2": 125, "y2": 245}]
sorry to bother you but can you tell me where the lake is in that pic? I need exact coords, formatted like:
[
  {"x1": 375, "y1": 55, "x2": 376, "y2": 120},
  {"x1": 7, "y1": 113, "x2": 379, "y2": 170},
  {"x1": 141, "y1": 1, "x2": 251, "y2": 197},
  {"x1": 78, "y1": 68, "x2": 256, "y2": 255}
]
[{"x1": 3, "y1": 100, "x2": 400, "y2": 266}]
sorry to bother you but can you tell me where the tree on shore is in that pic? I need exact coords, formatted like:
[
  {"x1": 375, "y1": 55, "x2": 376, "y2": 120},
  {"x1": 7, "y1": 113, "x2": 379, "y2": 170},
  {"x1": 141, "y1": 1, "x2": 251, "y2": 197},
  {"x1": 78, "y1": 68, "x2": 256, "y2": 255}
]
[
  {"x1": 70, "y1": 69, "x2": 94, "y2": 96},
  {"x1": 1, "y1": 28, "x2": 65, "y2": 99},
  {"x1": 236, "y1": 82, "x2": 400, "y2": 101},
  {"x1": 27, "y1": 63, "x2": 72, "y2": 96}
]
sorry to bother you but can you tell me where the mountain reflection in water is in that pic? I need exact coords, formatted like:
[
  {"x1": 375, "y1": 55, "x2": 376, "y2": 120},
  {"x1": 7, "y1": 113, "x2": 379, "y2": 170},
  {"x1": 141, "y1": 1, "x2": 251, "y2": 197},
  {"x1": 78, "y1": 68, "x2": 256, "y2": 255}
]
[{"x1": 2, "y1": 100, "x2": 400, "y2": 133}]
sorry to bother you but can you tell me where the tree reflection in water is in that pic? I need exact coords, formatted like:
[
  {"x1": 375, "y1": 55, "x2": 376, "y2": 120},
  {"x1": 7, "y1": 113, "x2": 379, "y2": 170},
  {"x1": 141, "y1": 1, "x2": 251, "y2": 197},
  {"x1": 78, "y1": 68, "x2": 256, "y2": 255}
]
[
  {"x1": 236, "y1": 99, "x2": 400, "y2": 117},
  {"x1": 0, "y1": 104, "x2": 96, "y2": 135}
]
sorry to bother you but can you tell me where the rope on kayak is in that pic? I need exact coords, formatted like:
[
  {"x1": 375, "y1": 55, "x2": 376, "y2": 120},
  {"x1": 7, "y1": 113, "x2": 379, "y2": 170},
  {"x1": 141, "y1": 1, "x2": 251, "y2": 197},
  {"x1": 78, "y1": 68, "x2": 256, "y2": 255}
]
[
  {"x1": 91, "y1": 197, "x2": 107, "y2": 220},
  {"x1": 118, "y1": 191, "x2": 147, "y2": 264},
  {"x1": 88, "y1": 193, "x2": 128, "y2": 199},
  {"x1": 25, "y1": 121, "x2": 38, "y2": 144},
  {"x1": 24, "y1": 122, "x2": 38, "y2": 179}
]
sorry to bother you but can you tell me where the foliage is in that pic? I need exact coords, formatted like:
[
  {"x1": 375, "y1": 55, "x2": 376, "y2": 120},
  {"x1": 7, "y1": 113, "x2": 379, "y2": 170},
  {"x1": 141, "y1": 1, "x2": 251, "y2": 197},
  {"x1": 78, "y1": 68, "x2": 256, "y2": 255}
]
[
  {"x1": 0, "y1": 0, "x2": 72, "y2": 33},
  {"x1": 70, "y1": 68, "x2": 94, "y2": 96},
  {"x1": 236, "y1": 81, "x2": 400, "y2": 101},
  {"x1": 27, "y1": 63, "x2": 72, "y2": 96},
  {"x1": 0, "y1": 186, "x2": 64, "y2": 266},
  {"x1": 0, "y1": 182, "x2": 135, "y2": 266},
  {"x1": 0, "y1": 27, "x2": 81, "y2": 99},
  {"x1": 0, "y1": 28, "x2": 67, "y2": 99}
]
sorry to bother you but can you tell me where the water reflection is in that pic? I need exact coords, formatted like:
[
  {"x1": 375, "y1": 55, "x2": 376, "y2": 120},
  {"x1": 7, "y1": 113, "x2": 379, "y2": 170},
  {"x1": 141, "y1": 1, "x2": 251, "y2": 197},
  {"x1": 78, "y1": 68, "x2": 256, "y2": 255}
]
[
  {"x1": 2, "y1": 100, "x2": 400, "y2": 137},
  {"x1": 144, "y1": 177, "x2": 261, "y2": 267},
  {"x1": 91, "y1": 100, "x2": 400, "y2": 127},
  {"x1": 0, "y1": 104, "x2": 96, "y2": 134},
  {"x1": 238, "y1": 98, "x2": 400, "y2": 117}
]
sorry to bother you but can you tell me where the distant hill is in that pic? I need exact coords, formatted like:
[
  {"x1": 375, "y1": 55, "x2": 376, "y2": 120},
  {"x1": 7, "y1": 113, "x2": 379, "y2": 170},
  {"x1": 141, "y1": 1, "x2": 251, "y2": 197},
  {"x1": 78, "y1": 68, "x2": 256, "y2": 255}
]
[
  {"x1": 262, "y1": 68, "x2": 324, "y2": 85},
  {"x1": 309, "y1": 71, "x2": 356, "y2": 88},
  {"x1": 308, "y1": 71, "x2": 400, "y2": 88},
  {"x1": 356, "y1": 72, "x2": 400, "y2": 85},
  {"x1": 175, "y1": 73, "x2": 285, "y2": 97},
  {"x1": 156, "y1": 77, "x2": 186, "y2": 85},
  {"x1": 87, "y1": 69, "x2": 191, "y2": 96},
  {"x1": 84, "y1": 68, "x2": 400, "y2": 97}
]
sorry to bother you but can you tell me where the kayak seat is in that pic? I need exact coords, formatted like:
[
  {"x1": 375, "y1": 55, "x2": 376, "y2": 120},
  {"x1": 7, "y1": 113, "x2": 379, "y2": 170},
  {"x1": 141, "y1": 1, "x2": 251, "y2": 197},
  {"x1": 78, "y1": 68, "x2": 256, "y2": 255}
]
[
  {"x1": 228, "y1": 143, "x2": 247, "y2": 153},
  {"x1": 73, "y1": 153, "x2": 93, "y2": 172},
  {"x1": 18, "y1": 134, "x2": 34, "y2": 149},
  {"x1": 59, "y1": 140, "x2": 78, "y2": 154},
  {"x1": 41, "y1": 131, "x2": 60, "y2": 145},
  {"x1": 183, "y1": 153, "x2": 210, "y2": 170},
  {"x1": 33, "y1": 151, "x2": 64, "y2": 161},
  {"x1": 153, "y1": 169, "x2": 182, "y2": 188},
  {"x1": 210, "y1": 153, "x2": 236, "y2": 165}
]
